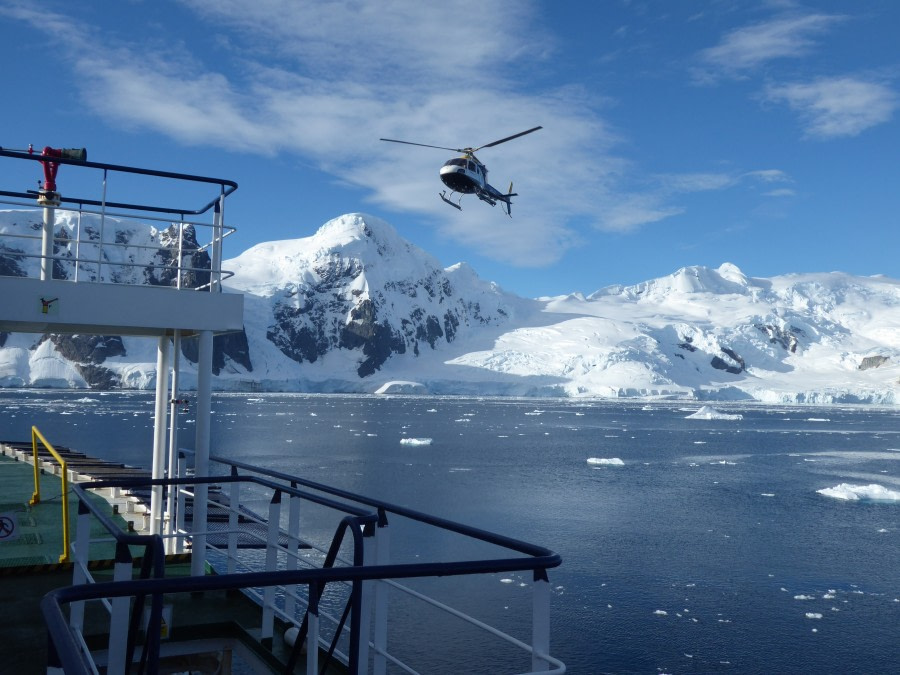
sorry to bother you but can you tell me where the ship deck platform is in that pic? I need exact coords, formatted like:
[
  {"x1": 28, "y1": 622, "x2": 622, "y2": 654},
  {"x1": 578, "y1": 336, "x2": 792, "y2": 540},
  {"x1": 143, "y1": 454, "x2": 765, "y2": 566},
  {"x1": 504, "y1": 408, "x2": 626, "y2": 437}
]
[{"x1": 0, "y1": 445, "x2": 340, "y2": 675}]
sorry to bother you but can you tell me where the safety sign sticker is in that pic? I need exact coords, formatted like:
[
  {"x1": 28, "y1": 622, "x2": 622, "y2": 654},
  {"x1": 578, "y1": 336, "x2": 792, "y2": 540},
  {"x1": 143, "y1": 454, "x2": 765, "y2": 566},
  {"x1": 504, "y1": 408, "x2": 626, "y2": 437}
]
[{"x1": 0, "y1": 513, "x2": 19, "y2": 542}]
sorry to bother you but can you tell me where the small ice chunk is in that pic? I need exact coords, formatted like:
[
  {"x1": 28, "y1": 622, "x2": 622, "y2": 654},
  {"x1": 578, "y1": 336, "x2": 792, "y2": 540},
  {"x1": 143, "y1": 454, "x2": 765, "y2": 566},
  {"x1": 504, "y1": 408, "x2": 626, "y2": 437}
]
[
  {"x1": 805, "y1": 613, "x2": 823, "y2": 619},
  {"x1": 587, "y1": 457, "x2": 624, "y2": 466},
  {"x1": 685, "y1": 406, "x2": 743, "y2": 420},
  {"x1": 400, "y1": 438, "x2": 433, "y2": 446},
  {"x1": 653, "y1": 610, "x2": 668, "y2": 616}
]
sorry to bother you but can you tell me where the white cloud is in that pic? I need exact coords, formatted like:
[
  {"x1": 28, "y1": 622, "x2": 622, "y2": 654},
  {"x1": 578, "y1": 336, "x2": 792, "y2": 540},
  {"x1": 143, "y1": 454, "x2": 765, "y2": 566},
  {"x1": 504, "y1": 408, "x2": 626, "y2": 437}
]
[
  {"x1": 743, "y1": 169, "x2": 792, "y2": 183},
  {"x1": 177, "y1": 0, "x2": 542, "y2": 84},
  {"x1": 764, "y1": 76, "x2": 898, "y2": 138},
  {"x1": 596, "y1": 198, "x2": 683, "y2": 233},
  {"x1": 695, "y1": 13, "x2": 843, "y2": 82},
  {"x1": 764, "y1": 188, "x2": 796, "y2": 197},
  {"x1": 657, "y1": 172, "x2": 737, "y2": 194}
]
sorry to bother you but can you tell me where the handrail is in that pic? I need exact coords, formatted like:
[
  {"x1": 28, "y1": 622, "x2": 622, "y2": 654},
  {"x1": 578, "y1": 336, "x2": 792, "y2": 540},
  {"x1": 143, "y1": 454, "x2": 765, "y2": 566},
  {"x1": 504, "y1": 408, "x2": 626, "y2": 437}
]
[
  {"x1": 52, "y1": 470, "x2": 564, "y2": 674},
  {"x1": 0, "y1": 198, "x2": 236, "y2": 289},
  {"x1": 0, "y1": 148, "x2": 238, "y2": 291},
  {"x1": 215, "y1": 453, "x2": 558, "y2": 560},
  {"x1": 76, "y1": 475, "x2": 377, "y2": 520},
  {"x1": 43, "y1": 564, "x2": 567, "y2": 675},
  {"x1": 29, "y1": 426, "x2": 71, "y2": 563},
  {"x1": 0, "y1": 148, "x2": 237, "y2": 217}
]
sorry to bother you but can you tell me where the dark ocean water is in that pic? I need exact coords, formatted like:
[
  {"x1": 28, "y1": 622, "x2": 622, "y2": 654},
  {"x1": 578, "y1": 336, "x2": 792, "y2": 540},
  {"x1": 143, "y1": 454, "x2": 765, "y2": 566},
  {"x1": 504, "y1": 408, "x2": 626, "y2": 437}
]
[{"x1": 2, "y1": 390, "x2": 899, "y2": 673}]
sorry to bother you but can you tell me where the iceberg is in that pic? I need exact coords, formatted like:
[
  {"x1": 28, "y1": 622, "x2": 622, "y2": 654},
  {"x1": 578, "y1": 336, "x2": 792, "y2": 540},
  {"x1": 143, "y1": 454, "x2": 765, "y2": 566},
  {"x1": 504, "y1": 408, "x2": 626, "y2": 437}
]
[
  {"x1": 587, "y1": 457, "x2": 624, "y2": 466},
  {"x1": 400, "y1": 437, "x2": 433, "y2": 446},
  {"x1": 685, "y1": 406, "x2": 743, "y2": 420},
  {"x1": 816, "y1": 483, "x2": 900, "y2": 502},
  {"x1": 376, "y1": 381, "x2": 429, "y2": 395}
]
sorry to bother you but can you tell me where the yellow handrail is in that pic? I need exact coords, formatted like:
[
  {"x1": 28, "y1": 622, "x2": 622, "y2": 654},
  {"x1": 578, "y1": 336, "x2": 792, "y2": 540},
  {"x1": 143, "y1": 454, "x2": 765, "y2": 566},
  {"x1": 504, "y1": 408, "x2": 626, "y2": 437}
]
[{"x1": 29, "y1": 426, "x2": 70, "y2": 564}]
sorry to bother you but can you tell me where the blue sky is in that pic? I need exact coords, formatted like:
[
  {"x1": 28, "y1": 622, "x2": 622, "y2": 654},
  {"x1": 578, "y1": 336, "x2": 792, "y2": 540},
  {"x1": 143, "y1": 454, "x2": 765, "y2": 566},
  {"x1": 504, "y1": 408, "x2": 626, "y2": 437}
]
[{"x1": 1, "y1": 1, "x2": 898, "y2": 298}]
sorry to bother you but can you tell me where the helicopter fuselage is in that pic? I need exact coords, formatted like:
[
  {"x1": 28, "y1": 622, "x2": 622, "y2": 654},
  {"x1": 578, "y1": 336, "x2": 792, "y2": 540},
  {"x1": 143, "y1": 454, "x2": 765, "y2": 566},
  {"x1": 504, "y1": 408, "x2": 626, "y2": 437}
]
[
  {"x1": 439, "y1": 156, "x2": 485, "y2": 194},
  {"x1": 438, "y1": 153, "x2": 517, "y2": 213}
]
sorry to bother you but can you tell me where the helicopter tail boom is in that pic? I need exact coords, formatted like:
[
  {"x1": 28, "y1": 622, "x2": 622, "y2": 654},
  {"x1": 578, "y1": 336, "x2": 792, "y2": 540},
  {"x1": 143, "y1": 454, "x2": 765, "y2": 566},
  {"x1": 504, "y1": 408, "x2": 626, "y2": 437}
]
[{"x1": 474, "y1": 181, "x2": 517, "y2": 216}]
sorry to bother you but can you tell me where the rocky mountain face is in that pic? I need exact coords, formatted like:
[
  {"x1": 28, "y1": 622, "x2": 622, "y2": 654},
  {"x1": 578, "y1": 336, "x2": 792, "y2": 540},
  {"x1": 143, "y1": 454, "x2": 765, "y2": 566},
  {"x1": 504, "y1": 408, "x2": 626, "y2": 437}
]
[{"x1": 230, "y1": 215, "x2": 522, "y2": 377}]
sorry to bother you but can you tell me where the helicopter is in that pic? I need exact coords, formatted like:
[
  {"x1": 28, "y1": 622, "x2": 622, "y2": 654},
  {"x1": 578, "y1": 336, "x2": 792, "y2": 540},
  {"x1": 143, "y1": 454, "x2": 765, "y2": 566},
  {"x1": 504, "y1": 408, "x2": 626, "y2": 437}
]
[{"x1": 379, "y1": 126, "x2": 542, "y2": 215}]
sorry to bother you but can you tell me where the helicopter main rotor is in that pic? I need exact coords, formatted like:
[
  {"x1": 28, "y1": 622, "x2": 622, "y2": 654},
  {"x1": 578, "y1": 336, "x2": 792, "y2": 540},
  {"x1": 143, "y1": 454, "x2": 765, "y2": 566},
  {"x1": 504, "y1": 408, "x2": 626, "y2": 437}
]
[{"x1": 380, "y1": 126, "x2": 542, "y2": 155}]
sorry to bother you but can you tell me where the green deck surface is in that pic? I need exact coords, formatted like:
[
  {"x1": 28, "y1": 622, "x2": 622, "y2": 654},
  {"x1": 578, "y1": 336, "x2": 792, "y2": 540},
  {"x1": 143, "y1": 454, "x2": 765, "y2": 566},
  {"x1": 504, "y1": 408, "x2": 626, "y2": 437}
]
[
  {"x1": 0, "y1": 453, "x2": 128, "y2": 673},
  {"x1": 0, "y1": 453, "x2": 121, "y2": 568}
]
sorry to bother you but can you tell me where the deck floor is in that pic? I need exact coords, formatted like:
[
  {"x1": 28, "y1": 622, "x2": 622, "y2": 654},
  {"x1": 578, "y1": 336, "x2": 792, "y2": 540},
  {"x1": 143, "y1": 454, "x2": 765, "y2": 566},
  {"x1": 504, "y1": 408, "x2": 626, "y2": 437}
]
[{"x1": 0, "y1": 449, "x2": 342, "y2": 674}]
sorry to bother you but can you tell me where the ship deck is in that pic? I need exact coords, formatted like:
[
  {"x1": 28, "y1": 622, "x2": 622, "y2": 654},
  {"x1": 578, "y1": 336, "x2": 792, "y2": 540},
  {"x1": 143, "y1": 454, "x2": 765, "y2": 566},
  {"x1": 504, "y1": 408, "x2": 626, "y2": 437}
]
[{"x1": 0, "y1": 447, "x2": 342, "y2": 674}]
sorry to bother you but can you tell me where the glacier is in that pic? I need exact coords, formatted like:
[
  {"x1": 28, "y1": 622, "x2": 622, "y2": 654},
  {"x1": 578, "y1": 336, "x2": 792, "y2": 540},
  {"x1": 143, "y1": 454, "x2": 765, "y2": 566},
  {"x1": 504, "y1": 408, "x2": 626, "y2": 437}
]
[{"x1": 1, "y1": 210, "x2": 899, "y2": 404}]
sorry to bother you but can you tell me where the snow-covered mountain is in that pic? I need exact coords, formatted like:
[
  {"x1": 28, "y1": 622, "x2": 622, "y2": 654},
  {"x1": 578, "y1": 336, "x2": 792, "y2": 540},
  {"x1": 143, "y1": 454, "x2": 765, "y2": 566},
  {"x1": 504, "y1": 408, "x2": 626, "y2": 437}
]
[{"x1": 1, "y1": 210, "x2": 899, "y2": 403}]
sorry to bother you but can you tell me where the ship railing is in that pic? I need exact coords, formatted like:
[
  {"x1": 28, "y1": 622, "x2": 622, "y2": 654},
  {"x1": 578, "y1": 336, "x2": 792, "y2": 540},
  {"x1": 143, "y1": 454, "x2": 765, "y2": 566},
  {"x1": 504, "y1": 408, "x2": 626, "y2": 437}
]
[
  {"x1": 45, "y1": 462, "x2": 565, "y2": 675},
  {"x1": 65, "y1": 484, "x2": 168, "y2": 675},
  {"x1": 0, "y1": 147, "x2": 236, "y2": 291},
  {"x1": 56, "y1": 474, "x2": 376, "y2": 675},
  {"x1": 200, "y1": 452, "x2": 565, "y2": 674}
]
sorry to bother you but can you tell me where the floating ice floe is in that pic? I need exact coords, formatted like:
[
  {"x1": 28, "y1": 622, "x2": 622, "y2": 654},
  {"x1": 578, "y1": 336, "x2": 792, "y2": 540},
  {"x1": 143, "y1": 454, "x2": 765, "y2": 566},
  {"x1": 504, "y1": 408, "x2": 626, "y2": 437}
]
[
  {"x1": 653, "y1": 610, "x2": 668, "y2": 616},
  {"x1": 400, "y1": 437, "x2": 433, "y2": 446},
  {"x1": 685, "y1": 406, "x2": 743, "y2": 420},
  {"x1": 587, "y1": 457, "x2": 625, "y2": 466},
  {"x1": 817, "y1": 483, "x2": 900, "y2": 502}
]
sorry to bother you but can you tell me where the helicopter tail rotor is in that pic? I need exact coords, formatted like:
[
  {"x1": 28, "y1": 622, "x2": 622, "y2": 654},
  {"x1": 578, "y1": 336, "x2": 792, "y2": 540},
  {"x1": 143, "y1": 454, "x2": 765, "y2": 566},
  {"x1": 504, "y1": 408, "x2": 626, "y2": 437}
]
[{"x1": 504, "y1": 182, "x2": 519, "y2": 216}]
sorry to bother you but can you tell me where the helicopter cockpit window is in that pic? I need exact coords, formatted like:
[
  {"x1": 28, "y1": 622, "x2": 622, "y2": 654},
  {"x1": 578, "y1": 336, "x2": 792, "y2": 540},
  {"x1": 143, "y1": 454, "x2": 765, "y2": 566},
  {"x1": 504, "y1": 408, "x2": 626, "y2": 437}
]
[
  {"x1": 467, "y1": 161, "x2": 476, "y2": 172},
  {"x1": 445, "y1": 158, "x2": 466, "y2": 167}
]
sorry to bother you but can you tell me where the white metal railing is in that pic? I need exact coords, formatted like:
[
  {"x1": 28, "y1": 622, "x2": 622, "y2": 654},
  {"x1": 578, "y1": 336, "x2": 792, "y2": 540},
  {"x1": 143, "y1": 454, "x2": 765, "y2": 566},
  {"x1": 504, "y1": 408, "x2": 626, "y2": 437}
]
[
  {"x1": 190, "y1": 454, "x2": 565, "y2": 674},
  {"x1": 0, "y1": 146, "x2": 237, "y2": 291},
  {"x1": 0, "y1": 197, "x2": 235, "y2": 290}
]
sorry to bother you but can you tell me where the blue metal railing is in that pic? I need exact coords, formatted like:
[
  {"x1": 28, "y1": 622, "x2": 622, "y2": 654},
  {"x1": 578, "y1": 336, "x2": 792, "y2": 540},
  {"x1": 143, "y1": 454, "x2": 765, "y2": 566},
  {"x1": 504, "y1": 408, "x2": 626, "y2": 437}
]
[{"x1": 44, "y1": 460, "x2": 564, "y2": 674}]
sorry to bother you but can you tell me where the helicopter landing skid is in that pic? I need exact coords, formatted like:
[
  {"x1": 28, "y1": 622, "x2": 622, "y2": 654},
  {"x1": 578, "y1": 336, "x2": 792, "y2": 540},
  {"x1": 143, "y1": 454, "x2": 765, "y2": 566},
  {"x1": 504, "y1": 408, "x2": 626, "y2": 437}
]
[{"x1": 439, "y1": 191, "x2": 462, "y2": 210}]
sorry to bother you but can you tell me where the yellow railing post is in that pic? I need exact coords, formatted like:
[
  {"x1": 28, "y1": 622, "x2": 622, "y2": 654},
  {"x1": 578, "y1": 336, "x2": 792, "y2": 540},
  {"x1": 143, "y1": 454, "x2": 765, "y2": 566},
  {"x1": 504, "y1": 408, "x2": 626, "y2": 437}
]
[{"x1": 29, "y1": 426, "x2": 71, "y2": 564}]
